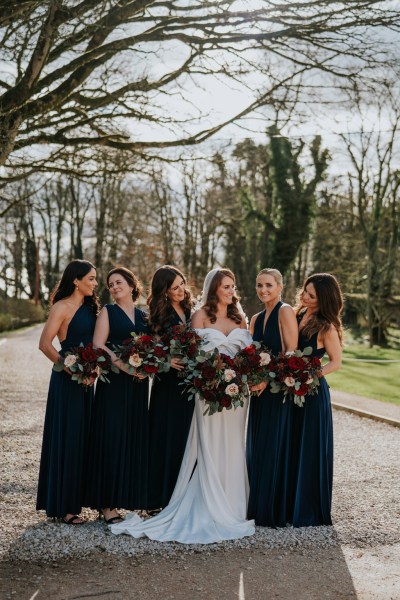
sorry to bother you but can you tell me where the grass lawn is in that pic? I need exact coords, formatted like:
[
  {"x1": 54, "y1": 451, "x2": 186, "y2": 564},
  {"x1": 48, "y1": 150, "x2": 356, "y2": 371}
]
[{"x1": 327, "y1": 344, "x2": 400, "y2": 406}]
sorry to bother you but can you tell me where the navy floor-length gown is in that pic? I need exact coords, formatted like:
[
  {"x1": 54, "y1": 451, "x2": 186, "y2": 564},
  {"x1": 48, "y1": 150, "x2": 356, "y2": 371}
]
[
  {"x1": 292, "y1": 315, "x2": 333, "y2": 526},
  {"x1": 247, "y1": 301, "x2": 296, "y2": 527},
  {"x1": 147, "y1": 308, "x2": 194, "y2": 509},
  {"x1": 36, "y1": 303, "x2": 96, "y2": 518},
  {"x1": 85, "y1": 305, "x2": 149, "y2": 511}
]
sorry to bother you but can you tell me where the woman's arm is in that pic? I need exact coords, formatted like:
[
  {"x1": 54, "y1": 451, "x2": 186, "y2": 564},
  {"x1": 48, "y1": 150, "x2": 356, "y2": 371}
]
[
  {"x1": 248, "y1": 313, "x2": 265, "y2": 394},
  {"x1": 319, "y1": 325, "x2": 342, "y2": 376},
  {"x1": 38, "y1": 303, "x2": 68, "y2": 364},
  {"x1": 249, "y1": 314, "x2": 258, "y2": 337},
  {"x1": 93, "y1": 308, "x2": 130, "y2": 374},
  {"x1": 279, "y1": 306, "x2": 298, "y2": 353},
  {"x1": 191, "y1": 309, "x2": 207, "y2": 329}
]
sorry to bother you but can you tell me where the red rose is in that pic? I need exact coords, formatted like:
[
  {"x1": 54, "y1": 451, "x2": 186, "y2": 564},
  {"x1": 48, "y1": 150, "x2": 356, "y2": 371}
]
[
  {"x1": 153, "y1": 346, "x2": 166, "y2": 357},
  {"x1": 294, "y1": 384, "x2": 308, "y2": 396},
  {"x1": 248, "y1": 355, "x2": 261, "y2": 367},
  {"x1": 298, "y1": 371, "x2": 309, "y2": 383},
  {"x1": 223, "y1": 355, "x2": 235, "y2": 368},
  {"x1": 243, "y1": 345, "x2": 257, "y2": 355},
  {"x1": 140, "y1": 335, "x2": 153, "y2": 344},
  {"x1": 288, "y1": 356, "x2": 306, "y2": 370},
  {"x1": 220, "y1": 396, "x2": 231, "y2": 407},
  {"x1": 143, "y1": 364, "x2": 158, "y2": 374},
  {"x1": 81, "y1": 348, "x2": 97, "y2": 363},
  {"x1": 202, "y1": 366, "x2": 217, "y2": 380},
  {"x1": 193, "y1": 377, "x2": 202, "y2": 388},
  {"x1": 311, "y1": 356, "x2": 322, "y2": 368}
]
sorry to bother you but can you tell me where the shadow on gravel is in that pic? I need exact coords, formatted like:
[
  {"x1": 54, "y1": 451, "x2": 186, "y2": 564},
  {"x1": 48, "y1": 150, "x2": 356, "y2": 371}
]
[{"x1": 1, "y1": 530, "x2": 358, "y2": 599}]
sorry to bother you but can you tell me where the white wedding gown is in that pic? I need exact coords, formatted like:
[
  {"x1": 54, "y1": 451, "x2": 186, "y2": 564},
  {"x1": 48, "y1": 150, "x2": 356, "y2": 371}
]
[{"x1": 111, "y1": 327, "x2": 255, "y2": 544}]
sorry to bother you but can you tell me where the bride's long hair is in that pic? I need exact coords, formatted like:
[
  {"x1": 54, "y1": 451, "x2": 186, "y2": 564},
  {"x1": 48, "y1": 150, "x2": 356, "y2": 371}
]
[{"x1": 202, "y1": 269, "x2": 243, "y2": 325}]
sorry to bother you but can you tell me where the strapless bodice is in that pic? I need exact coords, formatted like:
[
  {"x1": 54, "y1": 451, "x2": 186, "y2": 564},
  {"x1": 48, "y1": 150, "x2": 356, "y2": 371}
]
[{"x1": 196, "y1": 328, "x2": 252, "y2": 358}]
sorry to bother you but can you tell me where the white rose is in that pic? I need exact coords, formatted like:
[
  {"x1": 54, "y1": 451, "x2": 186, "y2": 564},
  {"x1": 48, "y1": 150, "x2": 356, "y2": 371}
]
[
  {"x1": 225, "y1": 383, "x2": 239, "y2": 397},
  {"x1": 64, "y1": 354, "x2": 78, "y2": 368},
  {"x1": 224, "y1": 369, "x2": 236, "y2": 382},
  {"x1": 306, "y1": 377, "x2": 314, "y2": 385},
  {"x1": 259, "y1": 352, "x2": 271, "y2": 366},
  {"x1": 284, "y1": 376, "x2": 295, "y2": 387},
  {"x1": 129, "y1": 353, "x2": 143, "y2": 368}
]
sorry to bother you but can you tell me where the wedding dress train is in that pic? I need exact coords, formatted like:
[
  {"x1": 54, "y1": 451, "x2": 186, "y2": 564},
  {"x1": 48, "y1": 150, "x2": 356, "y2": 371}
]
[{"x1": 111, "y1": 328, "x2": 255, "y2": 544}]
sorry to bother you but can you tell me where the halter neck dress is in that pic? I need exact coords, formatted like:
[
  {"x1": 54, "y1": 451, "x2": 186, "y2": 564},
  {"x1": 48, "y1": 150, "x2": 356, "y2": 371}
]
[
  {"x1": 147, "y1": 307, "x2": 194, "y2": 510},
  {"x1": 85, "y1": 304, "x2": 149, "y2": 510},
  {"x1": 36, "y1": 303, "x2": 96, "y2": 518},
  {"x1": 291, "y1": 313, "x2": 333, "y2": 526},
  {"x1": 246, "y1": 301, "x2": 297, "y2": 527}
]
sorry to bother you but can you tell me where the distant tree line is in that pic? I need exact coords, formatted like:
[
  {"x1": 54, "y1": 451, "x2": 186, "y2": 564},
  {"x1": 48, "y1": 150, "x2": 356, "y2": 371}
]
[{"x1": 1, "y1": 111, "x2": 399, "y2": 345}]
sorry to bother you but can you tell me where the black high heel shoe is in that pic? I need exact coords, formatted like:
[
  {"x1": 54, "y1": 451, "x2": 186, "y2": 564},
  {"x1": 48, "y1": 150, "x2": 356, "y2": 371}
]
[
  {"x1": 54, "y1": 514, "x2": 84, "y2": 525},
  {"x1": 98, "y1": 509, "x2": 124, "y2": 525}
]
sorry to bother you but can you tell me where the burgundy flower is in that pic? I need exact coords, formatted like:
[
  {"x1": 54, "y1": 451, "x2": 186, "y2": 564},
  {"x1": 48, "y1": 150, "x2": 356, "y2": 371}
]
[
  {"x1": 243, "y1": 345, "x2": 257, "y2": 356},
  {"x1": 193, "y1": 377, "x2": 202, "y2": 388},
  {"x1": 153, "y1": 345, "x2": 166, "y2": 357},
  {"x1": 288, "y1": 356, "x2": 306, "y2": 371},
  {"x1": 294, "y1": 384, "x2": 308, "y2": 396},
  {"x1": 202, "y1": 366, "x2": 217, "y2": 379},
  {"x1": 220, "y1": 396, "x2": 231, "y2": 408}
]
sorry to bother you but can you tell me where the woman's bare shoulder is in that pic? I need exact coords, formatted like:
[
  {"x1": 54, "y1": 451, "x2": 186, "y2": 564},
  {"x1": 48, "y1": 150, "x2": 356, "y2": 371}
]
[{"x1": 191, "y1": 308, "x2": 207, "y2": 327}]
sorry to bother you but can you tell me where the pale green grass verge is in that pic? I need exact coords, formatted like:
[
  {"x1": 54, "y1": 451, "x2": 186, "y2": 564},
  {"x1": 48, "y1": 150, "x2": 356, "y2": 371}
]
[{"x1": 327, "y1": 344, "x2": 400, "y2": 405}]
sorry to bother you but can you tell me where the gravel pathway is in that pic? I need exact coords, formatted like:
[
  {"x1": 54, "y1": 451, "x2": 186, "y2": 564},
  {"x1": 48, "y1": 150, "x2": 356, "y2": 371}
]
[{"x1": 1, "y1": 326, "x2": 399, "y2": 564}]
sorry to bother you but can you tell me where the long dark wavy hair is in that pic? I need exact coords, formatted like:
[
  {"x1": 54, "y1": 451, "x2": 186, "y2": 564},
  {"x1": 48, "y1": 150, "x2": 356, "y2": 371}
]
[
  {"x1": 203, "y1": 268, "x2": 243, "y2": 325},
  {"x1": 295, "y1": 273, "x2": 344, "y2": 344},
  {"x1": 50, "y1": 260, "x2": 100, "y2": 315},
  {"x1": 106, "y1": 266, "x2": 143, "y2": 302},
  {"x1": 147, "y1": 265, "x2": 194, "y2": 334}
]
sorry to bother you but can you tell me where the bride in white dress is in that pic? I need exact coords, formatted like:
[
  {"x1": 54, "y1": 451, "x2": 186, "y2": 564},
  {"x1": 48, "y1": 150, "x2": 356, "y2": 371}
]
[{"x1": 111, "y1": 268, "x2": 255, "y2": 544}]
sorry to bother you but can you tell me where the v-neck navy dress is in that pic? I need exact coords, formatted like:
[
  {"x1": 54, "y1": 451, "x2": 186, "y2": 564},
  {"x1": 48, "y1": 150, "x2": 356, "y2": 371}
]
[
  {"x1": 291, "y1": 314, "x2": 333, "y2": 526},
  {"x1": 85, "y1": 304, "x2": 150, "y2": 510},
  {"x1": 246, "y1": 301, "x2": 296, "y2": 527},
  {"x1": 36, "y1": 303, "x2": 96, "y2": 518},
  {"x1": 147, "y1": 308, "x2": 194, "y2": 509}
]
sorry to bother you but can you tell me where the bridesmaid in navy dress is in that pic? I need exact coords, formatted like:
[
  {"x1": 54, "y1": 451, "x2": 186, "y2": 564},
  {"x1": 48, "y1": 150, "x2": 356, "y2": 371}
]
[
  {"x1": 292, "y1": 273, "x2": 343, "y2": 526},
  {"x1": 246, "y1": 268, "x2": 298, "y2": 527},
  {"x1": 36, "y1": 260, "x2": 99, "y2": 524},
  {"x1": 147, "y1": 266, "x2": 195, "y2": 510},
  {"x1": 85, "y1": 267, "x2": 149, "y2": 524}
]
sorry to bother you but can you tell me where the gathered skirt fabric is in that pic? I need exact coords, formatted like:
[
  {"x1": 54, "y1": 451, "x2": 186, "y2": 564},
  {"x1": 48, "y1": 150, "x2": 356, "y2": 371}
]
[
  {"x1": 111, "y1": 395, "x2": 254, "y2": 543},
  {"x1": 147, "y1": 371, "x2": 194, "y2": 509},
  {"x1": 85, "y1": 371, "x2": 149, "y2": 510},
  {"x1": 292, "y1": 377, "x2": 333, "y2": 527},
  {"x1": 36, "y1": 370, "x2": 93, "y2": 518},
  {"x1": 111, "y1": 327, "x2": 255, "y2": 543},
  {"x1": 246, "y1": 389, "x2": 296, "y2": 527}
]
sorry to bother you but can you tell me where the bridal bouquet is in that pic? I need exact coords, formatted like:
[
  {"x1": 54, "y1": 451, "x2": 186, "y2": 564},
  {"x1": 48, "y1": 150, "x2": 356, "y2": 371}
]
[
  {"x1": 234, "y1": 342, "x2": 272, "y2": 394},
  {"x1": 267, "y1": 347, "x2": 322, "y2": 407},
  {"x1": 53, "y1": 342, "x2": 116, "y2": 388},
  {"x1": 161, "y1": 324, "x2": 203, "y2": 377},
  {"x1": 182, "y1": 349, "x2": 248, "y2": 416},
  {"x1": 115, "y1": 333, "x2": 170, "y2": 379}
]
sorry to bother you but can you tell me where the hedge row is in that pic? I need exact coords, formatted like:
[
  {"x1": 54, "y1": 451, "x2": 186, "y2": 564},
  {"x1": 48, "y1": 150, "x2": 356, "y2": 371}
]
[{"x1": 0, "y1": 298, "x2": 45, "y2": 333}]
